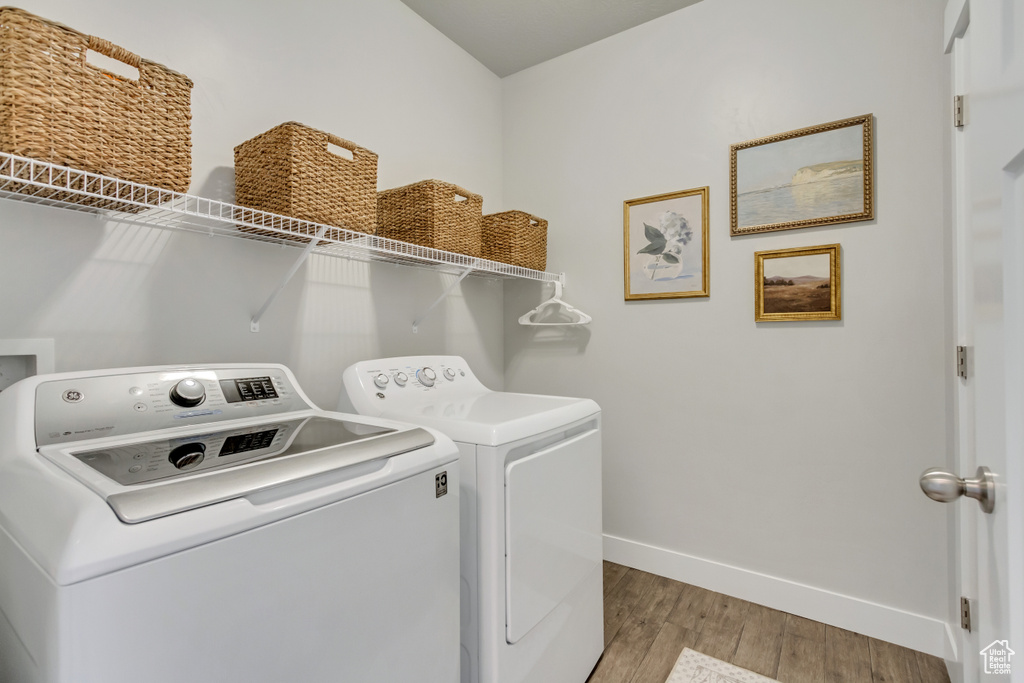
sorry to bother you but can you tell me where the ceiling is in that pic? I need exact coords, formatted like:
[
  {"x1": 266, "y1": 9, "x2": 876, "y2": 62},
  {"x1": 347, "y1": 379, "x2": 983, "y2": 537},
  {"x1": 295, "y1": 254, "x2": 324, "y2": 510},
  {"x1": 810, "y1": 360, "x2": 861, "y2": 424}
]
[{"x1": 399, "y1": 0, "x2": 704, "y2": 77}]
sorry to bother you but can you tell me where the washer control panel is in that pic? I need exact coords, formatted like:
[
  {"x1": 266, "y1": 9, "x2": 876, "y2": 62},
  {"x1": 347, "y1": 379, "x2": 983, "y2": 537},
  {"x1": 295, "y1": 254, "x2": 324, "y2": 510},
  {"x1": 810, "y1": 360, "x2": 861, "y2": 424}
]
[{"x1": 35, "y1": 366, "x2": 309, "y2": 447}]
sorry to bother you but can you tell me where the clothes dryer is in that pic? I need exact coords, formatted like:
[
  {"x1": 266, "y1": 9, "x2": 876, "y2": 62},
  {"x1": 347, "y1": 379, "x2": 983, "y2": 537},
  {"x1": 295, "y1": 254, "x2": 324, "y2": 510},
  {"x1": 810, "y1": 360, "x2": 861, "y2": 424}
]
[
  {"x1": 0, "y1": 363, "x2": 459, "y2": 683},
  {"x1": 341, "y1": 355, "x2": 603, "y2": 683}
]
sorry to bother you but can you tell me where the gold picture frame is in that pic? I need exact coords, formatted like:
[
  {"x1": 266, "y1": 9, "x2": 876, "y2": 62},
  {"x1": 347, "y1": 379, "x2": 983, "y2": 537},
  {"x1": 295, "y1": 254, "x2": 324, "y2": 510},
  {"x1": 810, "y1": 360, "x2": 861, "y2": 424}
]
[
  {"x1": 755, "y1": 244, "x2": 841, "y2": 322},
  {"x1": 730, "y1": 114, "x2": 873, "y2": 235},
  {"x1": 624, "y1": 187, "x2": 710, "y2": 300}
]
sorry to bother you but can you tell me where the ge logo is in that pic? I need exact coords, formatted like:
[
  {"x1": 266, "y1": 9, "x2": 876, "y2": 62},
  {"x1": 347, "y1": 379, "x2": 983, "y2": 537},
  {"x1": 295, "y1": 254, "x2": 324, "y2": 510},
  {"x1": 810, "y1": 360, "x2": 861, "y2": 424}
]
[
  {"x1": 435, "y1": 471, "x2": 448, "y2": 498},
  {"x1": 62, "y1": 390, "x2": 84, "y2": 403}
]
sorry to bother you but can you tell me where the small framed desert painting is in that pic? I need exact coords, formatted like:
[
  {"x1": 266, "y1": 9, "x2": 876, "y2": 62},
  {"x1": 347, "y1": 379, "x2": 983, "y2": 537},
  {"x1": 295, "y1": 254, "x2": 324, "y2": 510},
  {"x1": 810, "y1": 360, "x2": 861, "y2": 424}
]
[{"x1": 754, "y1": 244, "x2": 841, "y2": 322}]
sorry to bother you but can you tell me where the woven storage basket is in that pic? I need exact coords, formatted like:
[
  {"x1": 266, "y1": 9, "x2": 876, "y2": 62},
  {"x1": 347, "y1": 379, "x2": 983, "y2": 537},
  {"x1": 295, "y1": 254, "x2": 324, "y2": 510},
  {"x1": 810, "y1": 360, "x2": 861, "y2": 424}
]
[
  {"x1": 376, "y1": 180, "x2": 483, "y2": 257},
  {"x1": 481, "y1": 210, "x2": 547, "y2": 270},
  {"x1": 0, "y1": 6, "x2": 193, "y2": 200},
  {"x1": 233, "y1": 122, "x2": 378, "y2": 241}
]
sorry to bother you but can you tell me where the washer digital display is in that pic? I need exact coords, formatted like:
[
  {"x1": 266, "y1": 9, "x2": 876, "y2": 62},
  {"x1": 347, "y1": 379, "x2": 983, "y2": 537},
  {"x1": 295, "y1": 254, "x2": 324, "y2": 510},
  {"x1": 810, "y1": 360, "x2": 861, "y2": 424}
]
[
  {"x1": 219, "y1": 377, "x2": 278, "y2": 403},
  {"x1": 219, "y1": 429, "x2": 278, "y2": 456}
]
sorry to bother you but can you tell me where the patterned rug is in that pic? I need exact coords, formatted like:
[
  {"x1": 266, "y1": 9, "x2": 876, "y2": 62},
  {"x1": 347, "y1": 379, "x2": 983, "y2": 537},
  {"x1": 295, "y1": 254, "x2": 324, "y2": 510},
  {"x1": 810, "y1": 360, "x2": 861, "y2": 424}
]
[{"x1": 666, "y1": 649, "x2": 778, "y2": 683}]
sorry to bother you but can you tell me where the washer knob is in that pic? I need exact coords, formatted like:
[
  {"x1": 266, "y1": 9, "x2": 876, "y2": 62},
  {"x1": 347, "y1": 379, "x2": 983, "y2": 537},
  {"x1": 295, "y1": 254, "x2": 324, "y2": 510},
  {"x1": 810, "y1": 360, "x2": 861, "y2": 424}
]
[
  {"x1": 169, "y1": 378, "x2": 206, "y2": 407},
  {"x1": 168, "y1": 443, "x2": 206, "y2": 470},
  {"x1": 374, "y1": 373, "x2": 390, "y2": 389},
  {"x1": 417, "y1": 367, "x2": 436, "y2": 387},
  {"x1": 443, "y1": 368, "x2": 456, "y2": 381},
  {"x1": 394, "y1": 372, "x2": 409, "y2": 387}
]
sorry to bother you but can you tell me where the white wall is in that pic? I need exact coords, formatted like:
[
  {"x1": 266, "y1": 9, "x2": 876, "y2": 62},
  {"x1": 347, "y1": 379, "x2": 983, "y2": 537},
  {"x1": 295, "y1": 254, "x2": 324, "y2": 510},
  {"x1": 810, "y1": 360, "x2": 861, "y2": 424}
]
[
  {"x1": 0, "y1": 0, "x2": 506, "y2": 406},
  {"x1": 502, "y1": 0, "x2": 954, "y2": 657}
]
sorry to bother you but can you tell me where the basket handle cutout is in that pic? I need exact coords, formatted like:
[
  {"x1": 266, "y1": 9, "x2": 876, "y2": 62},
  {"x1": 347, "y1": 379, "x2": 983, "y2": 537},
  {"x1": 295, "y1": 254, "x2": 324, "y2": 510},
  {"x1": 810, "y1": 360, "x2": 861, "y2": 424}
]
[
  {"x1": 527, "y1": 214, "x2": 542, "y2": 225},
  {"x1": 447, "y1": 183, "x2": 476, "y2": 204},
  {"x1": 326, "y1": 134, "x2": 358, "y2": 161},
  {"x1": 326, "y1": 142, "x2": 354, "y2": 161},
  {"x1": 86, "y1": 36, "x2": 141, "y2": 82}
]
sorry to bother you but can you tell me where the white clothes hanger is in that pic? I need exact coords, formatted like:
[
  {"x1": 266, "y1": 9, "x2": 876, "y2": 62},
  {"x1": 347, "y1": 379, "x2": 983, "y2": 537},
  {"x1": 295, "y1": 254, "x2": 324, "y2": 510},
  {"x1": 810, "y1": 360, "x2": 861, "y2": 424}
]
[{"x1": 518, "y1": 280, "x2": 592, "y2": 326}]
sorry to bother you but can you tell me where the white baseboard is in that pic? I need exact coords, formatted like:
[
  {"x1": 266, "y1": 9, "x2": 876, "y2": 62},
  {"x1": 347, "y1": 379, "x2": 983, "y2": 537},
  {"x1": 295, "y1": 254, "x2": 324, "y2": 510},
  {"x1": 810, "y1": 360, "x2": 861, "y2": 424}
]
[{"x1": 603, "y1": 534, "x2": 957, "y2": 661}]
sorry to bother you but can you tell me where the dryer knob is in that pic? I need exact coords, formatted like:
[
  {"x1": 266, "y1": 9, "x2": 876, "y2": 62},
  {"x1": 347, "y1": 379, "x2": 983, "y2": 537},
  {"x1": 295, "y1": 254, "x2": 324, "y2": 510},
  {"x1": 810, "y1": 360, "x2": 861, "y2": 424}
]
[
  {"x1": 170, "y1": 378, "x2": 206, "y2": 407},
  {"x1": 417, "y1": 367, "x2": 436, "y2": 387},
  {"x1": 394, "y1": 372, "x2": 409, "y2": 387},
  {"x1": 373, "y1": 374, "x2": 389, "y2": 389},
  {"x1": 168, "y1": 443, "x2": 206, "y2": 470},
  {"x1": 443, "y1": 368, "x2": 456, "y2": 381}
]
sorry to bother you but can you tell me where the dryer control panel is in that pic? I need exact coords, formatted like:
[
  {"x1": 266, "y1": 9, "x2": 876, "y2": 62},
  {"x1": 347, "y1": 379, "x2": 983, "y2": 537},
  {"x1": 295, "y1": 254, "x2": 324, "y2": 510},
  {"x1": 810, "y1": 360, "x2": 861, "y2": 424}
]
[
  {"x1": 35, "y1": 366, "x2": 310, "y2": 447},
  {"x1": 342, "y1": 356, "x2": 487, "y2": 409},
  {"x1": 342, "y1": 355, "x2": 509, "y2": 421}
]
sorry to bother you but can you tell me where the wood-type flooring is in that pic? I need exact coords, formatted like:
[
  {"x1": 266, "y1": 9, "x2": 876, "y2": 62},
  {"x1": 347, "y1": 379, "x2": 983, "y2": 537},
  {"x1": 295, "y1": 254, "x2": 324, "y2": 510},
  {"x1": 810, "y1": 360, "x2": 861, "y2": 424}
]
[{"x1": 587, "y1": 562, "x2": 952, "y2": 683}]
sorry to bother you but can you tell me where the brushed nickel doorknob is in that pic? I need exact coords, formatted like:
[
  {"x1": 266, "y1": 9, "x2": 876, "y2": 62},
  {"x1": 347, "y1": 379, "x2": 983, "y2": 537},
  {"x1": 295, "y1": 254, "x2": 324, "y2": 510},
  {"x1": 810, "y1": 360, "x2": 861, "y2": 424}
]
[{"x1": 919, "y1": 466, "x2": 995, "y2": 514}]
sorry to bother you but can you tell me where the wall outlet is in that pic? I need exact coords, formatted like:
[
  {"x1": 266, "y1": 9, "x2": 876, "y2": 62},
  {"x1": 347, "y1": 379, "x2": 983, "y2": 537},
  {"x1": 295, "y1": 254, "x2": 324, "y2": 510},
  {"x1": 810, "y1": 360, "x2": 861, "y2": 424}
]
[{"x1": 0, "y1": 339, "x2": 55, "y2": 394}]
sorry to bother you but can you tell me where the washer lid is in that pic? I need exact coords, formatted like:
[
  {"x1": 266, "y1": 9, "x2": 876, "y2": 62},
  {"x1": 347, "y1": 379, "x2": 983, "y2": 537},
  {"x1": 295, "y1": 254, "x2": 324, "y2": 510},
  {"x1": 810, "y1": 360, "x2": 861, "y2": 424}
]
[
  {"x1": 41, "y1": 416, "x2": 435, "y2": 523},
  {"x1": 379, "y1": 391, "x2": 599, "y2": 446}
]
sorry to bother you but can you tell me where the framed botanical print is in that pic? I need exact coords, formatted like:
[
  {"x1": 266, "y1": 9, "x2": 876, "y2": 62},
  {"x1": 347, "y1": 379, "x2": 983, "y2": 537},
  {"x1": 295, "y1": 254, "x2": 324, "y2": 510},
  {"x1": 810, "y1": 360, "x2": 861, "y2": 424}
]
[{"x1": 624, "y1": 186, "x2": 709, "y2": 300}]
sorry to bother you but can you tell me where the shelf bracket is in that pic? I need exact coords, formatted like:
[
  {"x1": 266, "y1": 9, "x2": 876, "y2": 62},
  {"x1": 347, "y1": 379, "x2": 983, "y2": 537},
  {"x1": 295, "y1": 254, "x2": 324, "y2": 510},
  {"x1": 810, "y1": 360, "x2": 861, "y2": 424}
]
[
  {"x1": 250, "y1": 226, "x2": 328, "y2": 332},
  {"x1": 412, "y1": 267, "x2": 475, "y2": 334}
]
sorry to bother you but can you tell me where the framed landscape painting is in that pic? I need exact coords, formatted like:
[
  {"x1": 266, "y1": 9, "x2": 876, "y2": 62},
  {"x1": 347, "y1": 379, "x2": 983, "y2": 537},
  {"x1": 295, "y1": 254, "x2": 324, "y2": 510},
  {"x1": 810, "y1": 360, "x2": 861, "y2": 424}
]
[
  {"x1": 731, "y1": 114, "x2": 873, "y2": 235},
  {"x1": 624, "y1": 187, "x2": 710, "y2": 300},
  {"x1": 755, "y1": 244, "x2": 841, "y2": 322}
]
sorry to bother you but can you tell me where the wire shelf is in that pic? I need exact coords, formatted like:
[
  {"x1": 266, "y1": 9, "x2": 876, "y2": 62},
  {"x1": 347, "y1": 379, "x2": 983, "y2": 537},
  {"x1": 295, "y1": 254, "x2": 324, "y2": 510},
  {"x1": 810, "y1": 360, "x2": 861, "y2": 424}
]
[{"x1": 0, "y1": 152, "x2": 561, "y2": 283}]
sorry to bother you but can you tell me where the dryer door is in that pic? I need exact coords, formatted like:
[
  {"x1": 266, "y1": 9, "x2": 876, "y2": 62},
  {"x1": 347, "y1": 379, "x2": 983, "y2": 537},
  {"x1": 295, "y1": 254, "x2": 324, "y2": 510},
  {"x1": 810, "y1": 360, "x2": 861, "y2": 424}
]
[{"x1": 504, "y1": 423, "x2": 602, "y2": 644}]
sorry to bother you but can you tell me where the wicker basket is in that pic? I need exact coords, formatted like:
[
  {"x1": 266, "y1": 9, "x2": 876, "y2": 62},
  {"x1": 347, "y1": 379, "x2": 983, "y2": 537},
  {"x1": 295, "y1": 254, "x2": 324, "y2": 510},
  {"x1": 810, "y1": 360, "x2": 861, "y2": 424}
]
[
  {"x1": 233, "y1": 122, "x2": 378, "y2": 240},
  {"x1": 0, "y1": 6, "x2": 193, "y2": 197},
  {"x1": 481, "y1": 211, "x2": 547, "y2": 270},
  {"x1": 376, "y1": 180, "x2": 483, "y2": 257}
]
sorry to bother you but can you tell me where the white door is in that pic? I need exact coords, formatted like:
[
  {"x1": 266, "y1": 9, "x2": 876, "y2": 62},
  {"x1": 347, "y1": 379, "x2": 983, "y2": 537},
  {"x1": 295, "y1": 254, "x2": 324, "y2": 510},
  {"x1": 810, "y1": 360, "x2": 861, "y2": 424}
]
[{"x1": 943, "y1": 1, "x2": 1024, "y2": 680}]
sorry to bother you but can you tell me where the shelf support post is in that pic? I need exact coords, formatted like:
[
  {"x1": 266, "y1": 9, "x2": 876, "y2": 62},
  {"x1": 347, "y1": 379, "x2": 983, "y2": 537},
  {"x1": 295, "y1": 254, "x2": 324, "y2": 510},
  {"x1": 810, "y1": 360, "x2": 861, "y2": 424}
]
[
  {"x1": 412, "y1": 266, "x2": 475, "y2": 334},
  {"x1": 250, "y1": 226, "x2": 328, "y2": 332}
]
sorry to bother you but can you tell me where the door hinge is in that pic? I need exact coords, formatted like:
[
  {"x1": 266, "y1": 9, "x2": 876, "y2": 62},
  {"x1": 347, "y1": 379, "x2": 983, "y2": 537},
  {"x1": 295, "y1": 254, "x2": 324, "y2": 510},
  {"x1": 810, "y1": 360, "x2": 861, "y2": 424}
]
[
  {"x1": 961, "y1": 596, "x2": 972, "y2": 631},
  {"x1": 954, "y1": 95, "x2": 965, "y2": 128},
  {"x1": 956, "y1": 345, "x2": 969, "y2": 379}
]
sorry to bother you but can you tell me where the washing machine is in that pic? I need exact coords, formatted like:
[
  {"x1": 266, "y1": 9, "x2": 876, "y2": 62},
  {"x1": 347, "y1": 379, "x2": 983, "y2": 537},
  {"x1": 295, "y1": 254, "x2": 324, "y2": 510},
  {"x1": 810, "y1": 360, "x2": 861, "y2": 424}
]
[
  {"x1": 0, "y1": 363, "x2": 460, "y2": 683},
  {"x1": 340, "y1": 355, "x2": 603, "y2": 683}
]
